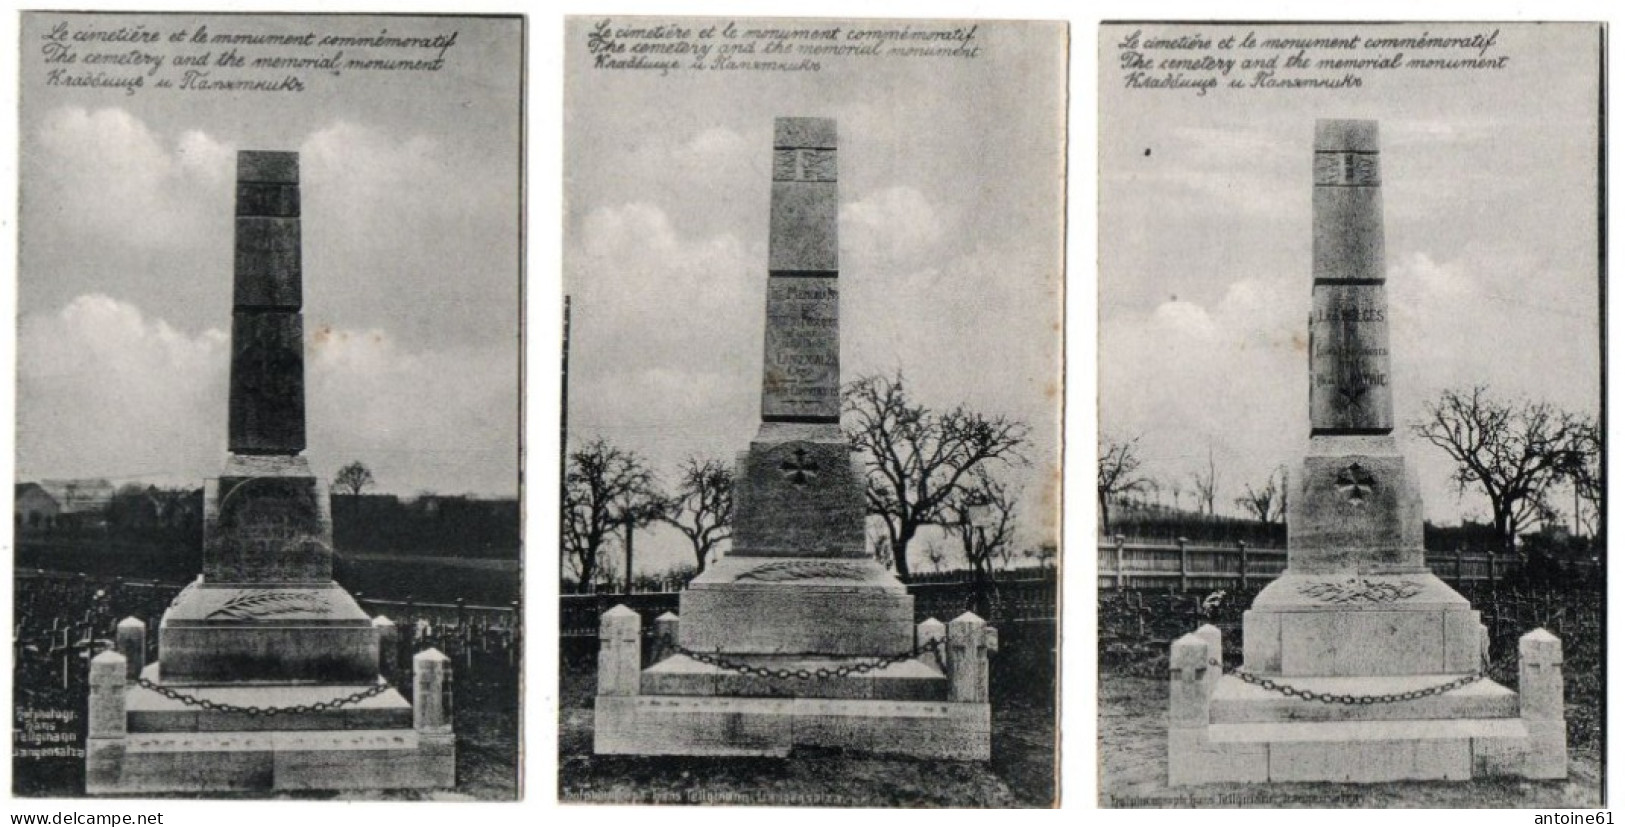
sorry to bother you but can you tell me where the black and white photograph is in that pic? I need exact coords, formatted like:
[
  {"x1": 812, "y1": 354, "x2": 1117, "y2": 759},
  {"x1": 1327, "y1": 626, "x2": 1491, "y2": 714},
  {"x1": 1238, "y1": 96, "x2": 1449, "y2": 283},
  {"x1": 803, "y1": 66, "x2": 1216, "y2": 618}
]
[
  {"x1": 560, "y1": 15, "x2": 1064, "y2": 807},
  {"x1": 13, "y1": 12, "x2": 522, "y2": 798},
  {"x1": 1098, "y1": 21, "x2": 1603, "y2": 806}
]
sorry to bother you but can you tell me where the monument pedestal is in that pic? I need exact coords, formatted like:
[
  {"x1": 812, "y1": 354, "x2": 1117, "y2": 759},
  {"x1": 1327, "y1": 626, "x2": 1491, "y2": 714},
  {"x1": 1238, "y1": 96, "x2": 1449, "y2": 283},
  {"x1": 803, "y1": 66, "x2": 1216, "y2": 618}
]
[
  {"x1": 593, "y1": 607, "x2": 994, "y2": 760},
  {"x1": 88, "y1": 654, "x2": 455, "y2": 794},
  {"x1": 1167, "y1": 627, "x2": 1566, "y2": 784},
  {"x1": 678, "y1": 557, "x2": 915, "y2": 655}
]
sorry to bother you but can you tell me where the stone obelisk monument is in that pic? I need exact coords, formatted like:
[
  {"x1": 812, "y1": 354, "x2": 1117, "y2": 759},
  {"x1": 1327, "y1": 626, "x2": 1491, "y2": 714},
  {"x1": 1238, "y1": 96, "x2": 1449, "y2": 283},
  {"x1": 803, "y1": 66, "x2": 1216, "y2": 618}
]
[
  {"x1": 1165, "y1": 120, "x2": 1565, "y2": 784},
  {"x1": 86, "y1": 152, "x2": 454, "y2": 793},
  {"x1": 594, "y1": 119, "x2": 995, "y2": 759}
]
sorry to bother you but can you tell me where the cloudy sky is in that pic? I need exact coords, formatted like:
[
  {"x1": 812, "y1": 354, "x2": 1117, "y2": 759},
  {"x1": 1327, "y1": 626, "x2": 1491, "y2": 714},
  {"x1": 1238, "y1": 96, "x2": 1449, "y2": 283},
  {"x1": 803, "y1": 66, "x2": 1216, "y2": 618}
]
[
  {"x1": 1099, "y1": 23, "x2": 1601, "y2": 526},
  {"x1": 17, "y1": 13, "x2": 520, "y2": 497},
  {"x1": 565, "y1": 18, "x2": 1066, "y2": 576}
]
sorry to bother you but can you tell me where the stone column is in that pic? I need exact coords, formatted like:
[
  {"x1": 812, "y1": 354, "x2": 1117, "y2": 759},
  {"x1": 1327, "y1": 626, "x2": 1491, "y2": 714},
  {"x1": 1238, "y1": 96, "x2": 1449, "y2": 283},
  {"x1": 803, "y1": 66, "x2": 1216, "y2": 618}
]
[
  {"x1": 1194, "y1": 624, "x2": 1223, "y2": 695},
  {"x1": 115, "y1": 617, "x2": 145, "y2": 681},
  {"x1": 230, "y1": 150, "x2": 305, "y2": 455},
  {"x1": 1518, "y1": 628, "x2": 1567, "y2": 778},
  {"x1": 1168, "y1": 632, "x2": 1219, "y2": 785},
  {"x1": 652, "y1": 612, "x2": 680, "y2": 663},
  {"x1": 598, "y1": 605, "x2": 642, "y2": 697},
  {"x1": 1288, "y1": 119, "x2": 1426, "y2": 576},
  {"x1": 916, "y1": 618, "x2": 946, "y2": 671},
  {"x1": 412, "y1": 648, "x2": 452, "y2": 732},
  {"x1": 86, "y1": 651, "x2": 128, "y2": 793},
  {"x1": 947, "y1": 612, "x2": 990, "y2": 703},
  {"x1": 374, "y1": 615, "x2": 398, "y2": 679}
]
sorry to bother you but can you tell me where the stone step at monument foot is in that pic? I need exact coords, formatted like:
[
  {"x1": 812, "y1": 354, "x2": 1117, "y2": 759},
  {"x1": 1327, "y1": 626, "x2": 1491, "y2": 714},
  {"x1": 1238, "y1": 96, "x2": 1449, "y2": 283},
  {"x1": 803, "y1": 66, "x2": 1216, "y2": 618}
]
[
  {"x1": 594, "y1": 695, "x2": 990, "y2": 760},
  {"x1": 89, "y1": 729, "x2": 454, "y2": 794},
  {"x1": 1209, "y1": 674, "x2": 1518, "y2": 724},
  {"x1": 1171, "y1": 718, "x2": 1558, "y2": 785},
  {"x1": 125, "y1": 675, "x2": 413, "y2": 732},
  {"x1": 1243, "y1": 573, "x2": 1485, "y2": 677},
  {"x1": 159, "y1": 583, "x2": 378, "y2": 684},
  {"x1": 678, "y1": 556, "x2": 914, "y2": 656},
  {"x1": 641, "y1": 654, "x2": 948, "y2": 701}
]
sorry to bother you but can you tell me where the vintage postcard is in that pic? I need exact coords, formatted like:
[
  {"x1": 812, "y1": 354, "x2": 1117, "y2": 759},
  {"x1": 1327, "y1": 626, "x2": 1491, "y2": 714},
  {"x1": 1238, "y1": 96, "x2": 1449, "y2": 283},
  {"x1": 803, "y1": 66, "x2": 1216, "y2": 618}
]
[
  {"x1": 561, "y1": 15, "x2": 1065, "y2": 807},
  {"x1": 1098, "y1": 21, "x2": 1602, "y2": 807},
  {"x1": 13, "y1": 12, "x2": 522, "y2": 798}
]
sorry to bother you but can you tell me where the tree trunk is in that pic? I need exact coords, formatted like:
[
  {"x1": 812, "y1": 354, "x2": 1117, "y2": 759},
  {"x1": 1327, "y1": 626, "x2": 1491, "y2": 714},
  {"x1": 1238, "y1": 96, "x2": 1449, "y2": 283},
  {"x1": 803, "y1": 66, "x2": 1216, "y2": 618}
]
[
  {"x1": 693, "y1": 543, "x2": 708, "y2": 575},
  {"x1": 1493, "y1": 505, "x2": 1515, "y2": 556},
  {"x1": 1099, "y1": 490, "x2": 1112, "y2": 534},
  {"x1": 892, "y1": 525, "x2": 915, "y2": 581}
]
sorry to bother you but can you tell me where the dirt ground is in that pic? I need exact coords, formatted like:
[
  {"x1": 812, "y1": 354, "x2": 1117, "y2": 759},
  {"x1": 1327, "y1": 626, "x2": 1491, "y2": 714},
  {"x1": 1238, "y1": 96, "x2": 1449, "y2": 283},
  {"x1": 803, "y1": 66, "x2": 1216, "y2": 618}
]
[{"x1": 1098, "y1": 675, "x2": 1603, "y2": 808}]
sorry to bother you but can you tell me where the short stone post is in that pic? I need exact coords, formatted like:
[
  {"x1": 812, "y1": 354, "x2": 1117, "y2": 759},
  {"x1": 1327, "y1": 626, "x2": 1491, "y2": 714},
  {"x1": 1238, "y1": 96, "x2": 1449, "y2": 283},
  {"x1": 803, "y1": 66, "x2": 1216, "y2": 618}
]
[
  {"x1": 1194, "y1": 624, "x2": 1223, "y2": 695},
  {"x1": 652, "y1": 612, "x2": 680, "y2": 663},
  {"x1": 598, "y1": 605, "x2": 642, "y2": 697},
  {"x1": 916, "y1": 618, "x2": 946, "y2": 671},
  {"x1": 411, "y1": 647, "x2": 456, "y2": 787},
  {"x1": 86, "y1": 651, "x2": 128, "y2": 793},
  {"x1": 1518, "y1": 628, "x2": 1567, "y2": 778},
  {"x1": 115, "y1": 617, "x2": 145, "y2": 681},
  {"x1": 412, "y1": 648, "x2": 452, "y2": 733},
  {"x1": 1167, "y1": 632, "x2": 1216, "y2": 786},
  {"x1": 947, "y1": 612, "x2": 990, "y2": 703},
  {"x1": 374, "y1": 616, "x2": 399, "y2": 679}
]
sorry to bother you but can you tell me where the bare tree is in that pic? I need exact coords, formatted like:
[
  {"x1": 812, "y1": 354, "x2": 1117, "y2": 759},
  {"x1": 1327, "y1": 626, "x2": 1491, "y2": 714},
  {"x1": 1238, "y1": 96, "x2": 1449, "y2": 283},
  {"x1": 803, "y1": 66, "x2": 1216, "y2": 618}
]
[
  {"x1": 562, "y1": 438, "x2": 661, "y2": 594},
  {"x1": 1190, "y1": 443, "x2": 1217, "y2": 517},
  {"x1": 1412, "y1": 386, "x2": 1590, "y2": 555},
  {"x1": 1563, "y1": 416, "x2": 1602, "y2": 545},
  {"x1": 659, "y1": 456, "x2": 734, "y2": 574},
  {"x1": 1097, "y1": 433, "x2": 1148, "y2": 534},
  {"x1": 1235, "y1": 466, "x2": 1286, "y2": 525},
  {"x1": 923, "y1": 542, "x2": 948, "y2": 574},
  {"x1": 333, "y1": 461, "x2": 375, "y2": 497},
  {"x1": 845, "y1": 372, "x2": 1029, "y2": 581},
  {"x1": 943, "y1": 466, "x2": 1019, "y2": 617}
]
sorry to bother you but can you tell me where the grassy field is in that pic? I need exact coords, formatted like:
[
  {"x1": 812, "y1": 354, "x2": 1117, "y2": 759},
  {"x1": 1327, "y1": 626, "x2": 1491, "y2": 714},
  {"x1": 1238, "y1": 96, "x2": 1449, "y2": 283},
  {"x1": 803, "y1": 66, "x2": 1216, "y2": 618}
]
[{"x1": 1098, "y1": 675, "x2": 1603, "y2": 808}]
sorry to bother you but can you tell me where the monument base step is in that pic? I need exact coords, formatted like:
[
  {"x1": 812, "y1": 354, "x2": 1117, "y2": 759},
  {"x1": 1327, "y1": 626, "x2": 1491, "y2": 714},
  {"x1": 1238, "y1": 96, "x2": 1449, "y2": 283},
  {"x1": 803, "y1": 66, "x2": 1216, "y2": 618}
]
[
  {"x1": 126, "y1": 671, "x2": 412, "y2": 732},
  {"x1": 678, "y1": 557, "x2": 915, "y2": 656},
  {"x1": 1243, "y1": 573, "x2": 1484, "y2": 677},
  {"x1": 594, "y1": 694, "x2": 989, "y2": 760},
  {"x1": 86, "y1": 728, "x2": 454, "y2": 794},
  {"x1": 1170, "y1": 715, "x2": 1566, "y2": 784},
  {"x1": 1210, "y1": 673, "x2": 1518, "y2": 723},
  {"x1": 641, "y1": 654, "x2": 949, "y2": 700}
]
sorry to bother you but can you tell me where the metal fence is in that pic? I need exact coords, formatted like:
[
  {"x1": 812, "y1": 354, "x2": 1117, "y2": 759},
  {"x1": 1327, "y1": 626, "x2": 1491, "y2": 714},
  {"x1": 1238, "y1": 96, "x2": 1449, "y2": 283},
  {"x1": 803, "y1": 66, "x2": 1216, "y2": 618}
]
[{"x1": 1096, "y1": 537, "x2": 1558, "y2": 591}]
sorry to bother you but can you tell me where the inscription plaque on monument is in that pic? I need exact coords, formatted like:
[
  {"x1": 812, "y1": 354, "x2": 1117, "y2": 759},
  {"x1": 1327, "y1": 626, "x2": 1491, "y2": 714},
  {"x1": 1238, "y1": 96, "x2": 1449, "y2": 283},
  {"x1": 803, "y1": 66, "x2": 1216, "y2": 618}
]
[
  {"x1": 1309, "y1": 284, "x2": 1393, "y2": 431},
  {"x1": 204, "y1": 476, "x2": 331, "y2": 582},
  {"x1": 762, "y1": 278, "x2": 840, "y2": 421}
]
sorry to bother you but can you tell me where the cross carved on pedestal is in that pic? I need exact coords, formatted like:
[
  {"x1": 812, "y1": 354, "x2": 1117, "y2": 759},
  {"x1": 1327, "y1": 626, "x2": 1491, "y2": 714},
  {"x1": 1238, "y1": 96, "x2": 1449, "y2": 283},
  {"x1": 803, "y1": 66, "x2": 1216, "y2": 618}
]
[
  {"x1": 778, "y1": 447, "x2": 818, "y2": 488},
  {"x1": 1334, "y1": 462, "x2": 1376, "y2": 507}
]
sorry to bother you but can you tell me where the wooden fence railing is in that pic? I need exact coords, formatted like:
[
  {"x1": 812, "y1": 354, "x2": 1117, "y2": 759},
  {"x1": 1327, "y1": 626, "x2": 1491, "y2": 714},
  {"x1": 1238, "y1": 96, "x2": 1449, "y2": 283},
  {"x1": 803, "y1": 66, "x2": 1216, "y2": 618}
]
[{"x1": 1096, "y1": 536, "x2": 1546, "y2": 591}]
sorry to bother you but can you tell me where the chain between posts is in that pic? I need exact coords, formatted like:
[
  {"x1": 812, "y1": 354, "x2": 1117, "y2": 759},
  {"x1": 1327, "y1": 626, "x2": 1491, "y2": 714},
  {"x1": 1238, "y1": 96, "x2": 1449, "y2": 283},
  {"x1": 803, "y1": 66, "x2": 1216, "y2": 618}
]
[
  {"x1": 135, "y1": 677, "x2": 391, "y2": 717},
  {"x1": 674, "y1": 638, "x2": 942, "y2": 681},
  {"x1": 1208, "y1": 657, "x2": 1485, "y2": 706}
]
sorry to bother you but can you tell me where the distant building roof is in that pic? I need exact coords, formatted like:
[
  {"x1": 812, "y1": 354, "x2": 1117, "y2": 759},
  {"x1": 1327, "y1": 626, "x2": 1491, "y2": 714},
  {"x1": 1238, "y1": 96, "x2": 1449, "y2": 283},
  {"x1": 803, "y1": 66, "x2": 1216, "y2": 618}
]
[{"x1": 37, "y1": 479, "x2": 115, "y2": 514}]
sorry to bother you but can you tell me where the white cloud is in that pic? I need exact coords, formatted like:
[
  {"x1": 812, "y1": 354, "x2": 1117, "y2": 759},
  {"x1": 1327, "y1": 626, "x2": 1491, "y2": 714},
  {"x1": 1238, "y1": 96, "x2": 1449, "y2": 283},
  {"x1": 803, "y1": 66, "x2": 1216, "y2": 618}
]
[
  {"x1": 18, "y1": 295, "x2": 516, "y2": 497},
  {"x1": 841, "y1": 186, "x2": 945, "y2": 267},
  {"x1": 31, "y1": 106, "x2": 233, "y2": 250}
]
